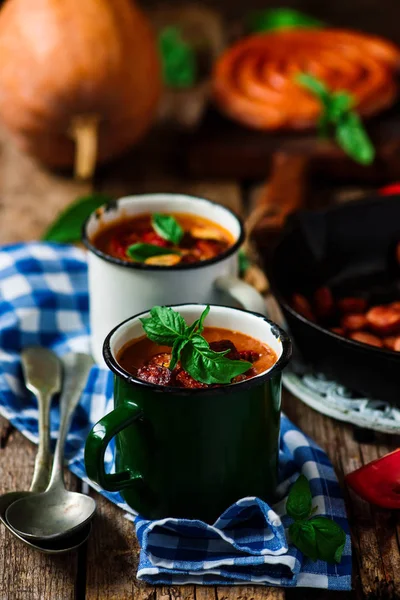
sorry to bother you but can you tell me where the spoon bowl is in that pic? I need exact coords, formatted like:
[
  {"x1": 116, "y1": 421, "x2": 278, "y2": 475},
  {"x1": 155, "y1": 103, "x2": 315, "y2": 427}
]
[
  {"x1": 0, "y1": 490, "x2": 92, "y2": 553},
  {"x1": 0, "y1": 349, "x2": 95, "y2": 552},
  {"x1": 4, "y1": 352, "x2": 96, "y2": 543},
  {"x1": 6, "y1": 489, "x2": 96, "y2": 541}
]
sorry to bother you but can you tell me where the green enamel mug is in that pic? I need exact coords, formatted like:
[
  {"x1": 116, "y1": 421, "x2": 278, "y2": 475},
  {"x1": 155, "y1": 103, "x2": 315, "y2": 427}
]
[{"x1": 84, "y1": 304, "x2": 291, "y2": 523}]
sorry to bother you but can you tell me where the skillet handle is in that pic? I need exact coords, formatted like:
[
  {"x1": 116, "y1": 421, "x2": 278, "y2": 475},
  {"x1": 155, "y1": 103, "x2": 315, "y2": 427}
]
[{"x1": 246, "y1": 152, "x2": 311, "y2": 254}]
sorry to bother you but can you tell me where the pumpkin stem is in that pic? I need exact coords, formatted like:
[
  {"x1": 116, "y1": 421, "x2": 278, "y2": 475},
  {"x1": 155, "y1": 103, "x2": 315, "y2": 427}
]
[{"x1": 70, "y1": 115, "x2": 100, "y2": 180}]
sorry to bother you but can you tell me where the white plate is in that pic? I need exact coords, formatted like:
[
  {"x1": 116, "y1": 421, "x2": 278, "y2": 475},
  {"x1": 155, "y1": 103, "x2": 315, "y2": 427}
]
[{"x1": 283, "y1": 369, "x2": 400, "y2": 434}]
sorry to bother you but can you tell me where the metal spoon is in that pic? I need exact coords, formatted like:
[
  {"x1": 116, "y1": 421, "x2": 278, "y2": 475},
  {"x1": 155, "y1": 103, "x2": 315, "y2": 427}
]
[
  {"x1": 6, "y1": 352, "x2": 96, "y2": 542},
  {"x1": 0, "y1": 347, "x2": 60, "y2": 530},
  {"x1": 0, "y1": 347, "x2": 92, "y2": 553}
]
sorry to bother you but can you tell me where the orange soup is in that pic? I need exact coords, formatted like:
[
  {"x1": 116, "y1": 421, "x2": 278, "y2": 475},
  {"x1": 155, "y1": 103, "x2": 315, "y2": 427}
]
[
  {"x1": 92, "y1": 212, "x2": 235, "y2": 265},
  {"x1": 117, "y1": 327, "x2": 277, "y2": 388}
]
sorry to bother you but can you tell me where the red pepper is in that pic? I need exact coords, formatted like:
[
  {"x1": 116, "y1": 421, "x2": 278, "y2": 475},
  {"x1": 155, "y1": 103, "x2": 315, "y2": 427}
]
[
  {"x1": 141, "y1": 231, "x2": 168, "y2": 247},
  {"x1": 109, "y1": 237, "x2": 127, "y2": 260},
  {"x1": 345, "y1": 448, "x2": 400, "y2": 509},
  {"x1": 379, "y1": 183, "x2": 400, "y2": 196}
]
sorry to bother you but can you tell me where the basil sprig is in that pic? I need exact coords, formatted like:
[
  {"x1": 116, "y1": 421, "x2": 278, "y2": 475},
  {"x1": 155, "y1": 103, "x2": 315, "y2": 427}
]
[
  {"x1": 287, "y1": 475, "x2": 346, "y2": 563},
  {"x1": 247, "y1": 8, "x2": 323, "y2": 33},
  {"x1": 126, "y1": 244, "x2": 181, "y2": 262},
  {"x1": 151, "y1": 213, "x2": 184, "y2": 245},
  {"x1": 158, "y1": 26, "x2": 197, "y2": 88},
  {"x1": 42, "y1": 193, "x2": 113, "y2": 243},
  {"x1": 140, "y1": 306, "x2": 252, "y2": 384},
  {"x1": 296, "y1": 73, "x2": 375, "y2": 165}
]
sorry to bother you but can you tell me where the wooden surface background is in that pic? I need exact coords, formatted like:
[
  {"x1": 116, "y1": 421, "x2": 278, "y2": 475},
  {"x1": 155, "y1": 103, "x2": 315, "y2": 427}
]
[
  {"x1": 1, "y1": 0, "x2": 400, "y2": 597},
  {"x1": 0, "y1": 119, "x2": 399, "y2": 599}
]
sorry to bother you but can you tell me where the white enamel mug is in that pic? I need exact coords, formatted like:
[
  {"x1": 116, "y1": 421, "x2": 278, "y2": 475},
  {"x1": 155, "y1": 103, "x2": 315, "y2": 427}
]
[{"x1": 82, "y1": 193, "x2": 267, "y2": 364}]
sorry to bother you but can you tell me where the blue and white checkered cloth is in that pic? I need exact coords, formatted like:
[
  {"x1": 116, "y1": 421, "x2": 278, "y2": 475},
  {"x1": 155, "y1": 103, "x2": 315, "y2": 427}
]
[{"x1": 0, "y1": 242, "x2": 351, "y2": 590}]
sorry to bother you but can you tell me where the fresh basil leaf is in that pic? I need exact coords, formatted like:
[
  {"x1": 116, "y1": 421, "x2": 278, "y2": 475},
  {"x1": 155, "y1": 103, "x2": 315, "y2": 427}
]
[
  {"x1": 289, "y1": 521, "x2": 318, "y2": 561},
  {"x1": 286, "y1": 474, "x2": 313, "y2": 521},
  {"x1": 140, "y1": 305, "x2": 253, "y2": 386},
  {"x1": 296, "y1": 73, "x2": 329, "y2": 104},
  {"x1": 170, "y1": 337, "x2": 189, "y2": 370},
  {"x1": 289, "y1": 513, "x2": 346, "y2": 564},
  {"x1": 42, "y1": 194, "x2": 112, "y2": 243},
  {"x1": 140, "y1": 306, "x2": 187, "y2": 346},
  {"x1": 181, "y1": 335, "x2": 252, "y2": 384},
  {"x1": 247, "y1": 8, "x2": 323, "y2": 33},
  {"x1": 152, "y1": 213, "x2": 184, "y2": 245},
  {"x1": 296, "y1": 72, "x2": 375, "y2": 165},
  {"x1": 327, "y1": 91, "x2": 354, "y2": 123},
  {"x1": 309, "y1": 516, "x2": 346, "y2": 564},
  {"x1": 317, "y1": 92, "x2": 353, "y2": 137},
  {"x1": 335, "y1": 111, "x2": 375, "y2": 165},
  {"x1": 238, "y1": 249, "x2": 251, "y2": 277},
  {"x1": 159, "y1": 27, "x2": 196, "y2": 88},
  {"x1": 196, "y1": 305, "x2": 210, "y2": 334},
  {"x1": 187, "y1": 305, "x2": 211, "y2": 338},
  {"x1": 127, "y1": 243, "x2": 181, "y2": 262}
]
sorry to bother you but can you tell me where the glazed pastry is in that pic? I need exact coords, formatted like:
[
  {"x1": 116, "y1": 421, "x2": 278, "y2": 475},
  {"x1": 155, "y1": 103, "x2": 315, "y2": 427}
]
[{"x1": 212, "y1": 29, "x2": 400, "y2": 130}]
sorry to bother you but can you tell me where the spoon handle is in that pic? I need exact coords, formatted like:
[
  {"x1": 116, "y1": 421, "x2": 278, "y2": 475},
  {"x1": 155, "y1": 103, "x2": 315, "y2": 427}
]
[
  {"x1": 21, "y1": 347, "x2": 62, "y2": 494},
  {"x1": 47, "y1": 353, "x2": 94, "y2": 491},
  {"x1": 30, "y1": 389, "x2": 55, "y2": 493}
]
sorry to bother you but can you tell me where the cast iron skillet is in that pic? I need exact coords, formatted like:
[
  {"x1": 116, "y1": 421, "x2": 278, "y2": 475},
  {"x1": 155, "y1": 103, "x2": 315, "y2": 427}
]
[{"x1": 266, "y1": 194, "x2": 400, "y2": 404}]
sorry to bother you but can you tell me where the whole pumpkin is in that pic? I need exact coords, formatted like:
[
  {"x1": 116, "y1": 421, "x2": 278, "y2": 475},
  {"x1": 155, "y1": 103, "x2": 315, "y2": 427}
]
[{"x1": 0, "y1": 0, "x2": 162, "y2": 177}]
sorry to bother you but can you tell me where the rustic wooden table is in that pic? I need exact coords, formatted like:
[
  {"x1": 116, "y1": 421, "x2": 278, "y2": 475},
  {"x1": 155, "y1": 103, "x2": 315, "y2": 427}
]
[{"x1": 0, "y1": 123, "x2": 399, "y2": 600}]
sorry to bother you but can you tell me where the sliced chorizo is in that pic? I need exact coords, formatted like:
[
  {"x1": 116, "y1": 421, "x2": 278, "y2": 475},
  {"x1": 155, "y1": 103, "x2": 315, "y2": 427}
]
[
  {"x1": 366, "y1": 305, "x2": 400, "y2": 334},
  {"x1": 349, "y1": 331, "x2": 383, "y2": 348},
  {"x1": 383, "y1": 336, "x2": 400, "y2": 351},
  {"x1": 291, "y1": 293, "x2": 315, "y2": 321},
  {"x1": 337, "y1": 297, "x2": 368, "y2": 314},
  {"x1": 146, "y1": 353, "x2": 172, "y2": 368},
  {"x1": 209, "y1": 339, "x2": 240, "y2": 360},
  {"x1": 383, "y1": 336, "x2": 397, "y2": 350},
  {"x1": 238, "y1": 350, "x2": 260, "y2": 363},
  {"x1": 175, "y1": 370, "x2": 208, "y2": 389},
  {"x1": 341, "y1": 313, "x2": 368, "y2": 331},
  {"x1": 314, "y1": 287, "x2": 334, "y2": 318},
  {"x1": 137, "y1": 364, "x2": 173, "y2": 386}
]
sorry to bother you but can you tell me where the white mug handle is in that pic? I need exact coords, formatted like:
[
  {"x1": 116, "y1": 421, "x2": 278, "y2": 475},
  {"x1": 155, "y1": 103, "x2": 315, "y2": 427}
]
[{"x1": 214, "y1": 275, "x2": 267, "y2": 316}]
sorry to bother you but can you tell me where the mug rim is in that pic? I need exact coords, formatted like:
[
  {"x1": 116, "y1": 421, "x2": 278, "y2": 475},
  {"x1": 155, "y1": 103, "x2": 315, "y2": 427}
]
[
  {"x1": 81, "y1": 193, "x2": 245, "y2": 271},
  {"x1": 103, "y1": 303, "x2": 292, "y2": 396}
]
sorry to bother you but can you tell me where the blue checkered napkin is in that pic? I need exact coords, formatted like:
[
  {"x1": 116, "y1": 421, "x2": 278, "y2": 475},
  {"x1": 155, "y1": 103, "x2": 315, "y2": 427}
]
[
  {"x1": 0, "y1": 243, "x2": 351, "y2": 590},
  {"x1": 134, "y1": 415, "x2": 351, "y2": 588}
]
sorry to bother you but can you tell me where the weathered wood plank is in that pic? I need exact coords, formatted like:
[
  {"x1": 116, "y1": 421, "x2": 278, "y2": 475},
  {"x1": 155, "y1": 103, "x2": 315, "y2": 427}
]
[
  {"x1": 339, "y1": 434, "x2": 400, "y2": 600},
  {"x1": 156, "y1": 585, "x2": 196, "y2": 600},
  {"x1": 282, "y1": 391, "x2": 400, "y2": 600},
  {"x1": 85, "y1": 492, "x2": 151, "y2": 600},
  {"x1": 0, "y1": 418, "x2": 80, "y2": 600},
  {"x1": 216, "y1": 586, "x2": 285, "y2": 599},
  {"x1": 195, "y1": 589, "x2": 218, "y2": 600}
]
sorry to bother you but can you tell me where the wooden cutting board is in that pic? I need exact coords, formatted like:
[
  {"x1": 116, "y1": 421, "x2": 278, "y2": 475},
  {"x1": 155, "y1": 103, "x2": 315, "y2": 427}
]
[{"x1": 184, "y1": 103, "x2": 400, "y2": 184}]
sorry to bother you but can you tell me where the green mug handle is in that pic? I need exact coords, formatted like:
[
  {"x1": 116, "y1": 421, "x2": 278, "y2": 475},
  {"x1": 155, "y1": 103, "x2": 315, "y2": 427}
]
[{"x1": 84, "y1": 402, "x2": 143, "y2": 492}]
